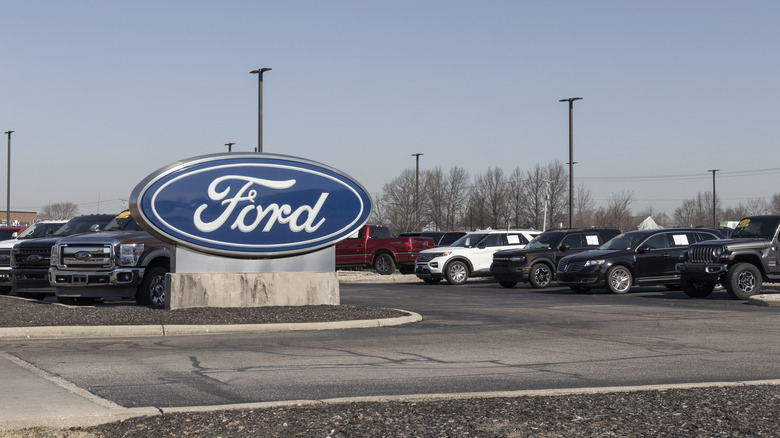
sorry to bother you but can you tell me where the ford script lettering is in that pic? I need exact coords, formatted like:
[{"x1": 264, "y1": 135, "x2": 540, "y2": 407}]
[{"x1": 129, "y1": 153, "x2": 372, "y2": 258}]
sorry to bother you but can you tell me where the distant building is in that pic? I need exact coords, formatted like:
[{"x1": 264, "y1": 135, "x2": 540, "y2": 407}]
[{"x1": 0, "y1": 211, "x2": 38, "y2": 226}]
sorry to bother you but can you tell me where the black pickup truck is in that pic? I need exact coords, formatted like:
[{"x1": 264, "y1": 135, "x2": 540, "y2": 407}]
[{"x1": 676, "y1": 215, "x2": 780, "y2": 300}]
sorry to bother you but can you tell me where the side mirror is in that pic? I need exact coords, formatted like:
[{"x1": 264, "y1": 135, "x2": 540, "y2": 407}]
[
  {"x1": 478, "y1": 243, "x2": 487, "y2": 249},
  {"x1": 90, "y1": 224, "x2": 101, "y2": 232},
  {"x1": 559, "y1": 244, "x2": 570, "y2": 251},
  {"x1": 636, "y1": 245, "x2": 651, "y2": 253}
]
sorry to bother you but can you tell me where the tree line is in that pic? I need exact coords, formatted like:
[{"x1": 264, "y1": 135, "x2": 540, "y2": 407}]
[{"x1": 369, "y1": 160, "x2": 780, "y2": 233}]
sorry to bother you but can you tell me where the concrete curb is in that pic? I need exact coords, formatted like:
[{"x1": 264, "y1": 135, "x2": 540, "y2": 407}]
[
  {"x1": 747, "y1": 293, "x2": 780, "y2": 307},
  {"x1": 4, "y1": 379, "x2": 779, "y2": 431},
  {"x1": 0, "y1": 310, "x2": 422, "y2": 341}
]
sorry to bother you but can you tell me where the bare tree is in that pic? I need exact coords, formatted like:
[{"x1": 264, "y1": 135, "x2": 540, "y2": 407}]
[
  {"x1": 472, "y1": 167, "x2": 510, "y2": 229},
  {"x1": 444, "y1": 166, "x2": 470, "y2": 230},
  {"x1": 672, "y1": 192, "x2": 715, "y2": 227},
  {"x1": 40, "y1": 202, "x2": 79, "y2": 220},
  {"x1": 594, "y1": 191, "x2": 634, "y2": 230},
  {"x1": 771, "y1": 193, "x2": 780, "y2": 214},
  {"x1": 377, "y1": 169, "x2": 417, "y2": 232}
]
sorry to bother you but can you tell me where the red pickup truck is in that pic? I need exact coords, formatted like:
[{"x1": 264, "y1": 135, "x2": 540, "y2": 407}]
[{"x1": 336, "y1": 225, "x2": 435, "y2": 275}]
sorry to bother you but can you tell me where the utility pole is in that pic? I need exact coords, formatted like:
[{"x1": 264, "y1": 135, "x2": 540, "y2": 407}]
[
  {"x1": 412, "y1": 153, "x2": 423, "y2": 229},
  {"x1": 250, "y1": 67, "x2": 272, "y2": 153},
  {"x1": 559, "y1": 97, "x2": 582, "y2": 228},
  {"x1": 708, "y1": 169, "x2": 719, "y2": 227},
  {"x1": 542, "y1": 179, "x2": 552, "y2": 231},
  {"x1": 4, "y1": 131, "x2": 13, "y2": 225}
]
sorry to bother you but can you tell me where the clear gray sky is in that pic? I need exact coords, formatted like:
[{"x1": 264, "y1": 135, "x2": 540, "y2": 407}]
[{"x1": 2, "y1": 1, "x2": 778, "y2": 217}]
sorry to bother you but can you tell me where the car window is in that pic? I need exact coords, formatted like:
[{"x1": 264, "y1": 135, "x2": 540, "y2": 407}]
[
  {"x1": 584, "y1": 234, "x2": 602, "y2": 247},
  {"x1": 560, "y1": 234, "x2": 583, "y2": 248},
  {"x1": 695, "y1": 232, "x2": 721, "y2": 243},
  {"x1": 480, "y1": 234, "x2": 504, "y2": 247},
  {"x1": 642, "y1": 234, "x2": 669, "y2": 250},
  {"x1": 668, "y1": 233, "x2": 693, "y2": 247}
]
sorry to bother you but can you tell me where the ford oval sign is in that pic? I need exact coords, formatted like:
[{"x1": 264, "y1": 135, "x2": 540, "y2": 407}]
[{"x1": 129, "y1": 153, "x2": 372, "y2": 258}]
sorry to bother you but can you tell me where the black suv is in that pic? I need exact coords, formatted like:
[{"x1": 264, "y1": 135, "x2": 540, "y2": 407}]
[
  {"x1": 10, "y1": 214, "x2": 115, "y2": 299},
  {"x1": 490, "y1": 228, "x2": 621, "y2": 288},
  {"x1": 556, "y1": 228, "x2": 724, "y2": 294},
  {"x1": 677, "y1": 215, "x2": 780, "y2": 300}
]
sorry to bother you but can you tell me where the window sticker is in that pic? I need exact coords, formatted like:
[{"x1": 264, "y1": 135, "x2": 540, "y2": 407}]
[
  {"x1": 672, "y1": 234, "x2": 689, "y2": 245},
  {"x1": 507, "y1": 235, "x2": 520, "y2": 244},
  {"x1": 585, "y1": 235, "x2": 599, "y2": 246},
  {"x1": 737, "y1": 219, "x2": 751, "y2": 229}
]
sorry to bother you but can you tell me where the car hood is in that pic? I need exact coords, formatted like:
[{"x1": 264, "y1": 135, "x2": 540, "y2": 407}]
[
  {"x1": 56, "y1": 231, "x2": 159, "y2": 246},
  {"x1": 697, "y1": 237, "x2": 773, "y2": 251}
]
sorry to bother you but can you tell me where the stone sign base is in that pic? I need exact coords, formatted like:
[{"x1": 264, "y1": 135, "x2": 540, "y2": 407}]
[{"x1": 166, "y1": 272, "x2": 339, "y2": 310}]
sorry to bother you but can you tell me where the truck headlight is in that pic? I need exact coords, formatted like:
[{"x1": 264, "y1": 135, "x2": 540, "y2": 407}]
[
  {"x1": 119, "y1": 244, "x2": 144, "y2": 266},
  {"x1": 584, "y1": 259, "x2": 605, "y2": 267},
  {"x1": 509, "y1": 255, "x2": 526, "y2": 263},
  {"x1": 50, "y1": 245, "x2": 59, "y2": 266}
]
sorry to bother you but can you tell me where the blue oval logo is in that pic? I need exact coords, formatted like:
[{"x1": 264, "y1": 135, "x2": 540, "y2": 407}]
[
  {"x1": 74, "y1": 251, "x2": 92, "y2": 261},
  {"x1": 129, "y1": 153, "x2": 372, "y2": 258}
]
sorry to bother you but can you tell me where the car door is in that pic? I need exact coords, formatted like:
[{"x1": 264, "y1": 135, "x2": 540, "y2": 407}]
[
  {"x1": 470, "y1": 233, "x2": 506, "y2": 273},
  {"x1": 633, "y1": 233, "x2": 673, "y2": 280},
  {"x1": 555, "y1": 233, "x2": 601, "y2": 264}
]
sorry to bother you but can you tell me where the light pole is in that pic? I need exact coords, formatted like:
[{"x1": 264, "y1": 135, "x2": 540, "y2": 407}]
[
  {"x1": 709, "y1": 169, "x2": 719, "y2": 227},
  {"x1": 559, "y1": 97, "x2": 582, "y2": 228},
  {"x1": 225, "y1": 142, "x2": 235, "y2": 153},
  {"x1": 4, "y1": 131, "x2": 12, "y2": 225},
  {"x1": 412, "y1": 153, "x2": 423, "y2": 229},
  {"x1": 250, "y1": 67, "x2": 272, "y2": 153}
]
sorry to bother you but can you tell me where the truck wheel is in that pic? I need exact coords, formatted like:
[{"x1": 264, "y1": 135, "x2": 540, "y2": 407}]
[
  {"x1": 398, "y1": 265, "x2": 414, "y2": 275},
  {"x1": 680, "y1": 276, "x2": 715, "y2": 298},
  {"x1": 499, "y1": 281, "x2": 517, "y2": 288},
  {"x1": 422, "y1": 278, "x2": 441, "y2": 285},
  {"x1": 606, "y1": 265, "x2": 632, "y2": 294},
  {"x1": 445, "y1": 261, "x2": 469, "y2": 285},
  {"x1": 136, "y1": 266, "x2": 167, "y2": 308},
  {"x1": 0, "y1": 287, "x2": 10, "y2": 295},
  {"x1": 724, "y1": 263, "x2": 762, "y2": 300},
  {"x1": 373, "y1": 254, "x2": 396, "y2": 275},
  {"x1": 529, "y1": 263, "x2": 552, "y2": 289}
]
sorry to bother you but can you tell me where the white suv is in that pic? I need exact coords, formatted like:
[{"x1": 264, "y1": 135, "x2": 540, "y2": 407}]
[{"x1": 415, "y1": 229, "x2": 540, "y2": 285}]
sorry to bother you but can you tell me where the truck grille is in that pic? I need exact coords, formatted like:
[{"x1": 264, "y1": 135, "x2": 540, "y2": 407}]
[
  {"x1": 0, "y1": 249, "x2": 10, "y2": 268},
  {"x1": 687, "y1": 245, "x2": 722, "y2": 263},
  {"x1": 417, "y1": 253, "x2": 434, "y2": 263},
  {"x1": 12, "y1": 247, "x2": 52, "y2": 269},
  {"x1": 58, "y1": 244, "x2": 114, "y2": 269}
]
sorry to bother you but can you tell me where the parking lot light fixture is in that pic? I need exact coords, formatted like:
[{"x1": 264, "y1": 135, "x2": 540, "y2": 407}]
[
  {"x1": 559, "y1": 97, "x2": 582, "y2": 228},
  {"x1": 250, "y1": 68, "x2": 272, "y2": 153},
  {"x1": 225, "y1": 142, "x2": 235, "y2": 153}
]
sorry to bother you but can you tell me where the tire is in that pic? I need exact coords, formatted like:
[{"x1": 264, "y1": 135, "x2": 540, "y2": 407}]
[
  {"x1": 724, "y1": 263, "x2": 762, "y2": 300},
  {"x1": 398, "y1": 265, "x2": 414, "y2": 275},
  {"x1": 444, "y1": 261, "x2": 469, "y2": 285},
  {"x1": 528, "y1": 264, "x2": 553, "y2": 289},
  {"x1": 570, "y1": 286, "x2": 591, "y2": 293},
  {"x1": 499, "y1": 281, "x2": 518, "y2": 288},
  {"x1": 0, "y1": 287, "x2": 10, "y2": 296},
  {"x1": 373, "y1": 253, "x2": 396, "y2": 275},
  {"x1": 422, "y1": 277, "x2": 441, "y2": 285},
  {"x1": 680, "y1": 276, "x2": 715, "y2": 298},
  {"x1": 136, "y1": 266, "x2": 168, "y2": 308},
  {"x1": 606, "y1": 265, "x2": 632, "y2": 294}
]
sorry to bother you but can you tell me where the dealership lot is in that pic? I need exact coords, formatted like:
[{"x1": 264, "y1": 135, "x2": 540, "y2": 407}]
[{"x1": 1, "y1": 279, "x2": 780, "y2": 429}]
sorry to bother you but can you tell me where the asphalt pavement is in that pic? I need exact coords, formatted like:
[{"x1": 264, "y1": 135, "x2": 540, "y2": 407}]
[{"x1": 1, "y1": 271, "x2": 779, "y2": 432}]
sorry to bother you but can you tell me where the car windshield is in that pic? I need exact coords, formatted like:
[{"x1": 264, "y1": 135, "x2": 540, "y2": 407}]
[
  {"x1": 103, "y1": 211, "x2": 144, "y2": 232},
  {"x1": 449, "y1": 233, "x2": 488, "y2": 248},
  {"x1": 599, "y1": 233, "x2": 647, "y2": 251},
  {"x1": 731, "y1": 217, "x2": 780, "y2": 239},
  {"x1": 16, "y1": 222, "x2": 64, "y2": 239},
  {"x1": 525, "y1": 231, "x2": 565, "y2": 249},
  {"x1": 52, "y1": 220, "x2": 99, "y2": 236}
]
